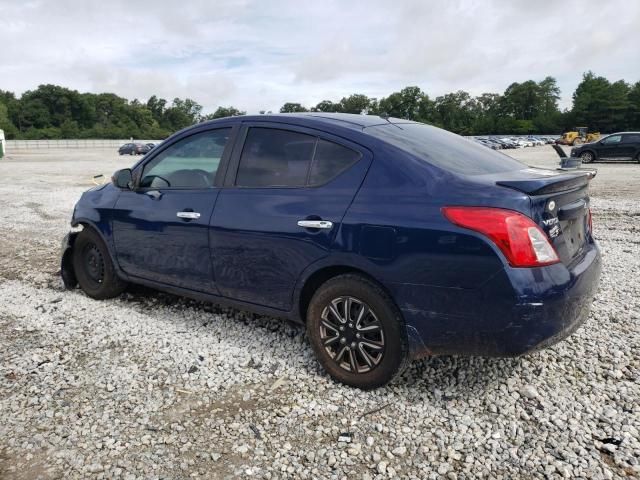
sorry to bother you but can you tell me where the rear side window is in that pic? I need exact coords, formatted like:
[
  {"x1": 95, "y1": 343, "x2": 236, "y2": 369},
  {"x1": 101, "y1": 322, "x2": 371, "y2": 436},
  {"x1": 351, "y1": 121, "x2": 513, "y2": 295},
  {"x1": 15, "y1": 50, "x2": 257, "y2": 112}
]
[
  {"x1": 366, "y1": 123, "x2": 526, "y2": 175},
  {"x1": 235, "y1": 128, "x2": 361, "y2": 187},
  {"x1": 309, "y1": 140, "x2": 361, "y2": 186}
]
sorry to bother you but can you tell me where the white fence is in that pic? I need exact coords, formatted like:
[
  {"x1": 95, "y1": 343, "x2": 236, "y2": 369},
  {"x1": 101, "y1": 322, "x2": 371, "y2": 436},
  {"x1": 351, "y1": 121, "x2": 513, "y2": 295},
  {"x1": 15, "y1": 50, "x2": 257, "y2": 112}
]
[{"x1": 5, "y1": 139, "x2": 161, "y2": 150}]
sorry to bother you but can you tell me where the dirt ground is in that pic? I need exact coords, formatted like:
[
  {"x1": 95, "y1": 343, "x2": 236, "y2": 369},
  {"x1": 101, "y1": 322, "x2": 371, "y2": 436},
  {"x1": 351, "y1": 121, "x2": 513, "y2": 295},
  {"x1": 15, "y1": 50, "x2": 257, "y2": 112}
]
[{"x1": 0, "y1": 145, "x2": 638, "y2": 479}]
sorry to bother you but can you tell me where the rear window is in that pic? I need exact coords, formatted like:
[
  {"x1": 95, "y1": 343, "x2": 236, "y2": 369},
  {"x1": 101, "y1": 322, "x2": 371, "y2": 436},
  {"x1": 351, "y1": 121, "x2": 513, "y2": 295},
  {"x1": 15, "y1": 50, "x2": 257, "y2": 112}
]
[{"x1": 366, "y1": 123, "x2": 526, "y2": 175}]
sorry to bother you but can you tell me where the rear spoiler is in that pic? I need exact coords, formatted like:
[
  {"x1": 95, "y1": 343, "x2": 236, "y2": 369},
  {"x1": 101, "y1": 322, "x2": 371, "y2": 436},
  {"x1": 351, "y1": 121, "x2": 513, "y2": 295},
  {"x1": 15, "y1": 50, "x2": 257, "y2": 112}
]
[{"x1": 497, "y1": 169, "x2": 596, "y2": 196}]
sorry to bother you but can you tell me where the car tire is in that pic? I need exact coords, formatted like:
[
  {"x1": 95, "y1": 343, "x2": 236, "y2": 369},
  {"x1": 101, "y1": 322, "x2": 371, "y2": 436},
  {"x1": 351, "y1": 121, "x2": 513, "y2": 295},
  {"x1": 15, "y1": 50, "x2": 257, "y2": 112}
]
[
  {"x1": 72, "y1": 227, "x2": 127, "y2": 300},
  {"x1": 306, "y1": 274, "x2": 409, "y2": 389},
  {"x1": 581, "y1": 151, "x2": 595, "y2": 163}
]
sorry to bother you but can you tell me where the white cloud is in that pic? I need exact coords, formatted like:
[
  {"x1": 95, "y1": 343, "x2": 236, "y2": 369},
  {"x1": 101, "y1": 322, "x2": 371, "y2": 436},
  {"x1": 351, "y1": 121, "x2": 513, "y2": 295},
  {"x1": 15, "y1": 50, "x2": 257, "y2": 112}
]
[{"x1": 0, "y1": 0, "x2": 638, "y2": 113}]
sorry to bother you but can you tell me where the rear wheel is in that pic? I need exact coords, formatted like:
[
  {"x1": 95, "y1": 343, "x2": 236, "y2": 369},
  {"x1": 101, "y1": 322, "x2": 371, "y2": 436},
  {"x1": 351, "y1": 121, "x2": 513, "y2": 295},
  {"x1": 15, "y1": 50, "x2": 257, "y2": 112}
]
[
  {"x1": 72, "y1": 228, "x2": 127, "y2": 299},
  {"x1": 581, "y1": 151, "x2": 594, "y2": 163},
  {"x1": 306, "y1": 274, "x2": 409, "y2": 389}
]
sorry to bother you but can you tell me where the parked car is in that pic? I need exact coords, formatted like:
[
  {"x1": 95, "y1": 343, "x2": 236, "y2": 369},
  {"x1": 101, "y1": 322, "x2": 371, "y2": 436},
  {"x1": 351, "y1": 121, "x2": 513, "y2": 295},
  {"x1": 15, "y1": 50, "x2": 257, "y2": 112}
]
[
  {"x1": 571, "y1": 132, "x2": 640, "y2": 163},
  {"x1": 520, "y1": 138, "x2": 534, "y2": 147},
  {"x1": 527, "y1": 137, "x2": 545, "y2": 146},
  {"x1": 118, "y1": 142, "x2": 151, "y2": 155},
  {"x1": 475, "y1": 138, "x2": 500, "y2": 150},
  {"x1": 61, "y1": 114, "x2": 602, "y2": 389},
  {"x1": 491, "y1": 138, "x2": 516, "y2": 149},
  {"x1": 500, "y1": 137, "x2": 521, "y2": 148}
]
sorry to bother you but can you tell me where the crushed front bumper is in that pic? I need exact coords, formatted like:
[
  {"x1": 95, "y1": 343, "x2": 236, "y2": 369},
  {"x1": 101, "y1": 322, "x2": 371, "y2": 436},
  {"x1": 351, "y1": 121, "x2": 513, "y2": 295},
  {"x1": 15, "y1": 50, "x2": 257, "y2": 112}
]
[{"x1": 60, "y1": 232, "x2": 78, "y2": 288}]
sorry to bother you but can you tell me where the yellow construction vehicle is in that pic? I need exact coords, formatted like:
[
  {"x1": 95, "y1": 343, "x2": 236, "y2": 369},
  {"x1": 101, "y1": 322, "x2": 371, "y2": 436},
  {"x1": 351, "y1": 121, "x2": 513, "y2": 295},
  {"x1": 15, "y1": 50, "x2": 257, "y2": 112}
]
[{"x1": 558, "y1": 127, "x2": 600, "y2": 146}]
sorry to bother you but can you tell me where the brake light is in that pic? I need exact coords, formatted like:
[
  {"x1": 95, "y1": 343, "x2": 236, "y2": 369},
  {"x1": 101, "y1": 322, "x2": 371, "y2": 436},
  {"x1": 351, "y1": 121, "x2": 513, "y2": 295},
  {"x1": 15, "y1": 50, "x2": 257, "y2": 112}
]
[{"x1": 442, "y1": 207, "x2": 560, "y2": 267}]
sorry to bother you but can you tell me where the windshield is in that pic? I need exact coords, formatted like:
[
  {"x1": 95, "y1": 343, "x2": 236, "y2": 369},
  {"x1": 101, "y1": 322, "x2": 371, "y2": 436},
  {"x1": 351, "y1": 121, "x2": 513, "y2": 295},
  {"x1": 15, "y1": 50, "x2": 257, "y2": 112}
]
[{"x1": 366, "y1": 123, "x2": 526, "y2": 175}]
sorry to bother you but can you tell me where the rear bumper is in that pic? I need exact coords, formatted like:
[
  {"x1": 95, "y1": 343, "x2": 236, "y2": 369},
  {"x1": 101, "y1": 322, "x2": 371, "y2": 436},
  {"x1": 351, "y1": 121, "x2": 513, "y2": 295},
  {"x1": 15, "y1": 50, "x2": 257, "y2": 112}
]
[{"x1": 397, "y1": 240, "x2": 602, "y2": 358}]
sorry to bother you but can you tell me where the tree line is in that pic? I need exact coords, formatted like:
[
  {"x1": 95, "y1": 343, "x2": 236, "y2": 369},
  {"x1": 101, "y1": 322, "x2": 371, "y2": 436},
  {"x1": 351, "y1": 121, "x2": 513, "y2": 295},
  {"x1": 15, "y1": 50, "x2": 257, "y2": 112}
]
[{"x1": 0, "y1": 72, "x2": 638, "y2": 140}]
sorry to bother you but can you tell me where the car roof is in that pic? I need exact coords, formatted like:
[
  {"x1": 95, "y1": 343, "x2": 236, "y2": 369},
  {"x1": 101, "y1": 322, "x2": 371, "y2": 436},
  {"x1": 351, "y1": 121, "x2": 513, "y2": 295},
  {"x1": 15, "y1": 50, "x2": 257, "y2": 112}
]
[{"x1": 200, "y1": 112, "x2": 415, "y2": 131}]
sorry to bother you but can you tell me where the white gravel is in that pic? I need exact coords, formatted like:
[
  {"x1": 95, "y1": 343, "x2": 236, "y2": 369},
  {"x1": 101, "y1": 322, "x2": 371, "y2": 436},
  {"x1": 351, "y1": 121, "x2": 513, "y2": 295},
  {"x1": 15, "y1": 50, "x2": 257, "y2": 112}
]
[{"x1": 0, "y1": 146, "x2": 639, "y2": 479}]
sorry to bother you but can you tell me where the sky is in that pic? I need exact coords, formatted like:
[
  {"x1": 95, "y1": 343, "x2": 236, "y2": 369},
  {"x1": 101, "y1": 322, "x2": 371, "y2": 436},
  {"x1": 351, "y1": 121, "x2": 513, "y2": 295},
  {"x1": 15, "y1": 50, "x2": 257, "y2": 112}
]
[{"x1": 1, "y1": 0, "x2": 639, "y2": 113}]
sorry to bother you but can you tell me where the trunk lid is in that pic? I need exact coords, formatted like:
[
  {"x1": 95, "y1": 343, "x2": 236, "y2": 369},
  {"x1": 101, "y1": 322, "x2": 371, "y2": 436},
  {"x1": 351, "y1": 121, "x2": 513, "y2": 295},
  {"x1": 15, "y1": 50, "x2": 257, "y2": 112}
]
[{"x1": 496, "y1": 167, "x2": 594, "y2": 265}]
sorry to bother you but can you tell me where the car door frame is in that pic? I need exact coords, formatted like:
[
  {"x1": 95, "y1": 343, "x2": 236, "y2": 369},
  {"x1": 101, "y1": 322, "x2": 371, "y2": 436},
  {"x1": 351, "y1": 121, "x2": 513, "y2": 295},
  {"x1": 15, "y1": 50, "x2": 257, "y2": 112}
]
[
  {"x1": 110, "y1": 121, "x2": 241, "y2": 289},
  {"x1": 214, "y1": 120, "x2": 374, "y2": 311}
]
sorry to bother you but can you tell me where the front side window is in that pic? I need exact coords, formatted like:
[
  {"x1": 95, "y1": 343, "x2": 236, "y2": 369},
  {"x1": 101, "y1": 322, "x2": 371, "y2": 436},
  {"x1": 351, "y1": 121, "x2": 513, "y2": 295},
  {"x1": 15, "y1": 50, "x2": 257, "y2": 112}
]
[
  {"x1": 602, "y1": 135, "x2": 622, "y2": 145},
  {"x1": 623, "y1": 134, "x2": 640, "y2": 143},
  {"x1": 140, "y1": 128, "x2": 231, "y2": 188}
]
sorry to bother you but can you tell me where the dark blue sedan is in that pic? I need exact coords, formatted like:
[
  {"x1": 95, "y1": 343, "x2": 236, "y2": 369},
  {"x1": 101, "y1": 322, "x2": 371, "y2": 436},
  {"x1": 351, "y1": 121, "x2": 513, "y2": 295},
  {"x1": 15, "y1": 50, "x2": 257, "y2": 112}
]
[{"x1": 61, "y1": 113, "x2": 602, "y2": 389}]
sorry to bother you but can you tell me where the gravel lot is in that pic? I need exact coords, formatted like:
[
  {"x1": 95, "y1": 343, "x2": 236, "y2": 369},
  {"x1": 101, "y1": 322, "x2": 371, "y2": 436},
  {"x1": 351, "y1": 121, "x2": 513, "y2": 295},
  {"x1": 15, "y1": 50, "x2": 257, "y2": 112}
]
[{"x1": 1, "y1": 146, "x2": 638, "y2": 479}]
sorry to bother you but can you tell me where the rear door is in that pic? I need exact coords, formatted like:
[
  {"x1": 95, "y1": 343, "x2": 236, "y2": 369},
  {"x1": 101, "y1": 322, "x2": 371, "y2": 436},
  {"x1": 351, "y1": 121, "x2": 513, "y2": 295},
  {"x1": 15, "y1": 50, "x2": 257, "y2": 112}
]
[
  {"x1": 210, "y1": 123, "x2": 372, "y2": 310},
  {"x1": 112, "y1": 126, "x2": 236, "y2": 292},
  {"x1": 597, "y1": 134, "x2": 623, "y2": 159},
  {"x1": 620, "y1": 133, "x2": 640, "y2": 160}
]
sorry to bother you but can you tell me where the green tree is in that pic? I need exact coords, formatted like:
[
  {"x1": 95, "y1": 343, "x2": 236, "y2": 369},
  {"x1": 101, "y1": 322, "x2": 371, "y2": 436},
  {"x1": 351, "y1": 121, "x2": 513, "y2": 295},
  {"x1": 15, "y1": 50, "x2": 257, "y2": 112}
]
[
  {"x1": 280, "y1": 103, "x2": 308, "y2": 113},
  {"x1": 470, "y1": 93, "x2": 502, "y2": 134},
  {"x1": 202, "y1": 106, "x2": 246, "y2": 120},
  {"x1": 312, "y1": 100, "x2": 341, "y2": 112},
  {"x1": 377, "y1": 86, "x2": 430, "y2": 120},
  {"x1": 627, "y1": 81, "x2": 640, "y2": 129},
  {"x1": 0, "y1": 102, "x2": 18, "y2": 138},
  {"x1": 433, "y1": 91, "x2": 476, "y2": 134},
  {"x1": 161, "y1": 98, "x2": 203, "y2": 131},
  {"x1": 337, "y1": 94, "x2": 373, "y2": 114},
  {"x1": 572, "y1": 72, "x2": 613, "y2": 131}
]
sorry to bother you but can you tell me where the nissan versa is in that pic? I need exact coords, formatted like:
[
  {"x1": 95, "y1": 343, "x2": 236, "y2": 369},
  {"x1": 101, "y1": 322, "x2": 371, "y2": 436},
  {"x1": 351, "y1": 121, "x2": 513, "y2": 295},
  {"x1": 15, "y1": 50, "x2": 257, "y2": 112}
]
[{"x1": 60, "y1": 113, "x2": 602, "y2": 389}]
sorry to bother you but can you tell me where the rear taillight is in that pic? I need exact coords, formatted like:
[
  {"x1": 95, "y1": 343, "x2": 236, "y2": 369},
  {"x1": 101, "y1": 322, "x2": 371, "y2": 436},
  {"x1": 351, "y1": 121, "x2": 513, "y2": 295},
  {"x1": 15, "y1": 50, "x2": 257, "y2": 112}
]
[{"x1": 442, "y1": 206, "x2": 560, "y2": 267}]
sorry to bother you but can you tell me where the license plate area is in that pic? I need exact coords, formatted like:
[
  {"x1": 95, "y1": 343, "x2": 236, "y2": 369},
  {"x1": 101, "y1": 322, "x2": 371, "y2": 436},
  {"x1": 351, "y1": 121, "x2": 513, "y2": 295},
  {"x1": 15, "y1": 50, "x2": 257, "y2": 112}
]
[{"x1": 559, "y1": 217, "x2": 586, "y2": 260}]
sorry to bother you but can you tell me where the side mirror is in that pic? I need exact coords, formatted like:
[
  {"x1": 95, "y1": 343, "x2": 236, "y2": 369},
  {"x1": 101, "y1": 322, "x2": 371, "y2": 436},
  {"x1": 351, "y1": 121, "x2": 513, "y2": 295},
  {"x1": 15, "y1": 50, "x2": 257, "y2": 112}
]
[{"x1": 112, "y1": 168, "x2": 133, "y2": 189}]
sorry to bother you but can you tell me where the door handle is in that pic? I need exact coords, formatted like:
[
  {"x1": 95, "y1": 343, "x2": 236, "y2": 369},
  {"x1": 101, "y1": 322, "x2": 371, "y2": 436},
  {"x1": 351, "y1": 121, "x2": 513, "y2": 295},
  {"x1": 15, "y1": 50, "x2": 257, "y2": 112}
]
[
  {"x1": 297, "y1": 220, "x2": 333, "y2": 229},
  {"x1": 177, "y1": 211, "x2": 201, "y2": 219}
]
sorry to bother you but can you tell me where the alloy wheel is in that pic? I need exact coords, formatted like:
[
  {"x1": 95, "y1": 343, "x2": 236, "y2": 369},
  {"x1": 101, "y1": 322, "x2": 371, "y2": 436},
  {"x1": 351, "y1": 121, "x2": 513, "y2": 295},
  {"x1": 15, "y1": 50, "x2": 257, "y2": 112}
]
[
  {"x1": 581, "y1": 152, "x2": 593, "y2": 163},
  {"x1": 319, "y1": 296, "x2": 385, "y2": 374}
]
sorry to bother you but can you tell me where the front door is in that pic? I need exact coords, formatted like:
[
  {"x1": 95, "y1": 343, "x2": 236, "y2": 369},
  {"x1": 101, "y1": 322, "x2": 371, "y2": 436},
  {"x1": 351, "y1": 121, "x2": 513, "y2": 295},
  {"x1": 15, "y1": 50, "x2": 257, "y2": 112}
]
[
  {"x1": 112, "y1": 127, "x2": 234, "y2": 292},
  {"x1": 210, "y1": 124, "x2": 371, "y2": 311}
]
